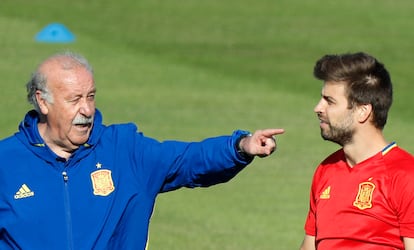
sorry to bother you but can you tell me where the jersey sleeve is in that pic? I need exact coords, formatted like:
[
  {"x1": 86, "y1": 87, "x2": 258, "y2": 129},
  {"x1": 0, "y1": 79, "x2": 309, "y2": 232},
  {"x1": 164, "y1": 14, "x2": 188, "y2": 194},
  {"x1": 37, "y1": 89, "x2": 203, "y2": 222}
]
[
  {"x1": 390, "y1": 156, "x2": 414, "y2": 237},
  {"x1": 304, "y1": 167, "x2": 321, "y2": 236}
]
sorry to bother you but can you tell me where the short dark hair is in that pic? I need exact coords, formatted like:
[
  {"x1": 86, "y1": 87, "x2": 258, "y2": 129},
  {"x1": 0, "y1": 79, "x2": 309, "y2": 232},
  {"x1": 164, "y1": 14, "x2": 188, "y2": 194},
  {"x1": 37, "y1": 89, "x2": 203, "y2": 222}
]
[{"x1": 313, "y1": 52, "x2": 393, "y2": 129}]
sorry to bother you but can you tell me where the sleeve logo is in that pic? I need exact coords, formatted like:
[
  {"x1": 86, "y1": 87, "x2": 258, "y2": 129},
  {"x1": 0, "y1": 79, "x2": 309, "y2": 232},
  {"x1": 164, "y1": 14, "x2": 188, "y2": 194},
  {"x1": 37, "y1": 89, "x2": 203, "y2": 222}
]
[
  {"x1": 319, "y1": 186, "x2": 331, "y2": 199},
  {"x1": 353, "y1": 181, "x2": 375, "y2": 210},
  {"x1": 91, "y1": 169, "x2": 115, "y2": 196}
]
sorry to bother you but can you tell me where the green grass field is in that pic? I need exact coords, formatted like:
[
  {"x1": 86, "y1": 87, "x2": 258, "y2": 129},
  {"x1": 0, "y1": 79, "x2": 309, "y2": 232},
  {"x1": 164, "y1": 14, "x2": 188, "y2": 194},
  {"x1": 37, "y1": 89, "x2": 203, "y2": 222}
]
[{"x1": 1, "y1": 0, "x2": 413, "y2": 249}]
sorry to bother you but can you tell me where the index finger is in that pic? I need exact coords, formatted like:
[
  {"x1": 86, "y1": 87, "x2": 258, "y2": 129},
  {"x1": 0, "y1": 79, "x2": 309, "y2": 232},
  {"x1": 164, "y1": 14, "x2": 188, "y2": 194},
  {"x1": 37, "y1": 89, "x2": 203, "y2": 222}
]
[{"x1": 259, "y1": 128, "x2": 285, "y2": 137}]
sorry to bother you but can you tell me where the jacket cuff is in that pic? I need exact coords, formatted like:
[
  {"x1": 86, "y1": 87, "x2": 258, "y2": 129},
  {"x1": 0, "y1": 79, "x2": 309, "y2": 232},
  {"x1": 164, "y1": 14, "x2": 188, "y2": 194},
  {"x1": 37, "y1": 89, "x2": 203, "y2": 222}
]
[{"x1": 232, "y1": 130, "x2": 254, "y2": 163}]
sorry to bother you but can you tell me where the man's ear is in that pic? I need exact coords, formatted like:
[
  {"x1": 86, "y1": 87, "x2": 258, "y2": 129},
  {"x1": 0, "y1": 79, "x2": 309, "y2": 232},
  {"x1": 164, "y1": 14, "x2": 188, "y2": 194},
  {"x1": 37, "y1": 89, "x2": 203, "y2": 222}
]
[
  {"x1": 357, "y1": 104, "x2": 372, "y2": 123},
  {"x1": 35, "y1": 90, "x2": 49, "y2": 115}
]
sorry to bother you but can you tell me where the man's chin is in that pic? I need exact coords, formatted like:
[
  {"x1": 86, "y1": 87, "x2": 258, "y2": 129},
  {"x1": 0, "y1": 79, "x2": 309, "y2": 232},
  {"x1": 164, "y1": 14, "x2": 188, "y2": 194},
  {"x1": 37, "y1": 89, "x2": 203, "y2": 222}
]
[
  {"x1": 71, "y1": 134, "x2": 91, "y2": 146},
  {"x1": 321, "y1": 132, "x2": 336, "y2": 143}
]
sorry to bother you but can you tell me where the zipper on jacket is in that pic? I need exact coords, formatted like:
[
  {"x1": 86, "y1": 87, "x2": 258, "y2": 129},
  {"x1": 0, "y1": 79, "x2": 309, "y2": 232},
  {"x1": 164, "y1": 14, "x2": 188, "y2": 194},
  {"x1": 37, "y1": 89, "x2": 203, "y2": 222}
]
[{"x1": 62, "y1": 171, "x2": 74, "y2": 250}]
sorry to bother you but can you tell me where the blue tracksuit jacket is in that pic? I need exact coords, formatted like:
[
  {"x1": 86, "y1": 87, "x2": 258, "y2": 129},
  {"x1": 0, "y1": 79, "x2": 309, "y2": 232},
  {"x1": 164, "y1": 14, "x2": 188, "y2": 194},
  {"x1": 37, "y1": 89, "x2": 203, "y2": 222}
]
[{"x1": 0, "y1": 109, "x2": 252, "y2": 249}]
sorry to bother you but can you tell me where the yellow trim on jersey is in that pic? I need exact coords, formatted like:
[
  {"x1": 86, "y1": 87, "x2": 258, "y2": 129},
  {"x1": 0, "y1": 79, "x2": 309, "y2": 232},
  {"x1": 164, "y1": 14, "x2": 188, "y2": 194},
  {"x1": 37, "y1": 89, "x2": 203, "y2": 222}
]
[{"x1": 382, "y1": 142, "x2": 397, "y2": 155}]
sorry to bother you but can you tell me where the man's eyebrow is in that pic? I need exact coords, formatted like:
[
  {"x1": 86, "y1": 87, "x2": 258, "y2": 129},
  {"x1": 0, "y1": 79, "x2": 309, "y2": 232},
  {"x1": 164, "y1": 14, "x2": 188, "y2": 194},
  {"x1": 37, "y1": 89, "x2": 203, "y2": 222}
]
[{"x1": 322, "y1": 94, "x2": 336, "y2": 103}]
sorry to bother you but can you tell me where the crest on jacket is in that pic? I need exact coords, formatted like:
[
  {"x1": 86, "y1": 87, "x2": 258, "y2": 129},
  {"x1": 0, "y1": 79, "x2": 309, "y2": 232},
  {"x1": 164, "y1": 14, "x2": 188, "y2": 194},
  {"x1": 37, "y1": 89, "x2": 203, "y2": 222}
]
[{"x1": 91, "y1": 169, "x2": 115, "y2": 196}]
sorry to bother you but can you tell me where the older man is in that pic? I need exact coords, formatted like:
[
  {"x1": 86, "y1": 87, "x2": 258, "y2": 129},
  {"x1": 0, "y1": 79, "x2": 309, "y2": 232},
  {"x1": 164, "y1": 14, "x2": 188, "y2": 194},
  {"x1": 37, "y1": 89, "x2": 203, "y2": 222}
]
[{"x1": 0, "y1": 51, "x2": 284, "y2": 249}]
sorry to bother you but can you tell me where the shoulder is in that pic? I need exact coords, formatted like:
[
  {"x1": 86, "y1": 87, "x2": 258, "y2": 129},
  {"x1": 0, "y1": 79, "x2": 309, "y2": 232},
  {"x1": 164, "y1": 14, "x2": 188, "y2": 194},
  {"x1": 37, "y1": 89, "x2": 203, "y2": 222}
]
[
  {"x1": 318, "y1": 149, "x2": 345, "y2": 169},
  {"x1": 0, "y1": 134, "x2": 22, "y2": 151},
  {"x1": 312, "y1": 149, "x2": 345, "y2": 178},
  {"x1": 98, "y1": 123, "x2": 160, "y2": 147},
  {"x1": 91, "y1": 109, "x2": 141, "y2": 139},
  {"x1": 97, "y1": 122, "x2": 139, "y2": 143},
  {"x1": 106, "y1": 122, "x2": 138, "y2": 133},
  {"x1": 380, "y1": 146, "x2": 414, "y2": 187},
  {"x1": 0, "y1": 135, "x2": 30, "y2": 171},
  {"x1": 384, "y1": 146, "x2": 414, "y2": 170}
]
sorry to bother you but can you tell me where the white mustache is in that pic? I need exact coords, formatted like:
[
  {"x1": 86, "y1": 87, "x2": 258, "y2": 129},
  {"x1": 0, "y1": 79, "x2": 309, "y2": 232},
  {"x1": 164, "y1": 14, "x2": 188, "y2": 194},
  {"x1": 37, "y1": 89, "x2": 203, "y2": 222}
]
[{"x1": 72, "y1": 116, "x2": 93, "y2": 125}]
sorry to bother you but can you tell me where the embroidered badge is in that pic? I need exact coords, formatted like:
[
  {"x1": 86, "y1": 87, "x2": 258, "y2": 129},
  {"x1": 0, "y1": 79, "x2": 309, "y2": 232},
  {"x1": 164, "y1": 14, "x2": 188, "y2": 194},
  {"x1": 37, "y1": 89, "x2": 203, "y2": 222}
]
[
  {"x1": 353, "y1": 181, "x2": 375, "y2": 210},
  {"x1": 91, "y1": 169, "x2": 115, "y2": 196}
]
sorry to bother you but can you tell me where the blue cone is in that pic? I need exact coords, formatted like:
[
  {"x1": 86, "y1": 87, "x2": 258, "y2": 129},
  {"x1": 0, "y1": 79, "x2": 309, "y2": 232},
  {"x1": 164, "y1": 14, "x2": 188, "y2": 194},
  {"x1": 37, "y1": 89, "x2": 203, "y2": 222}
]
[{"x1": 35, "y1": 23, "x2": 75, "y2": 43}]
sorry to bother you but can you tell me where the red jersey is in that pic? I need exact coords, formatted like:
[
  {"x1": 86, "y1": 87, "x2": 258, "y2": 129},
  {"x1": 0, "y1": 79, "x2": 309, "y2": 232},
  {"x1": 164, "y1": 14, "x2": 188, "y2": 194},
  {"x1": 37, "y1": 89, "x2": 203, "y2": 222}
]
[{"x1": 304, "y1": 143, "x2": 414, "y2": 249}]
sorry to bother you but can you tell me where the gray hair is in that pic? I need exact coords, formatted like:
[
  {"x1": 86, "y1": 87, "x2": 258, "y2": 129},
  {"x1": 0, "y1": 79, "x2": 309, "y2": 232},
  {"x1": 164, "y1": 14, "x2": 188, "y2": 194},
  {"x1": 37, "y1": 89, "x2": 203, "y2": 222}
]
[{"x1": 26, "y1": 51, "x2": 94, "y2": 112}]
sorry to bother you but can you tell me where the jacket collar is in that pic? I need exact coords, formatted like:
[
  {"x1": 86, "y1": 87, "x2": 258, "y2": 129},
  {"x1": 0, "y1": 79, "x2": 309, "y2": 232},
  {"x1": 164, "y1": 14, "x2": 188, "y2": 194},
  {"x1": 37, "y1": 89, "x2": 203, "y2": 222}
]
[{"x1": 16, "y1": 109, "x2": 105, "y2": 162}]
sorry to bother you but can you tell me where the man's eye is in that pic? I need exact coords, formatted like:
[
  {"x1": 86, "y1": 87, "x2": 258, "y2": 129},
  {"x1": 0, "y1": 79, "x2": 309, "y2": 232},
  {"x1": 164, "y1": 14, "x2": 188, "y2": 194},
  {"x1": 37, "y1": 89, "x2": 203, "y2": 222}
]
[{"x1": 70, "y1": 98, "x2": 80, "y2": 103}]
